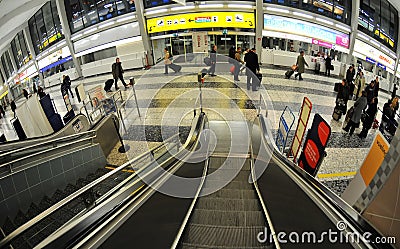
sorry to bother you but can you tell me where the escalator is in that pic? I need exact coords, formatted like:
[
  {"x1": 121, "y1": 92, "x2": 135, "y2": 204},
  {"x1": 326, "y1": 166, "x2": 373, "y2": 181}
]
[{"x1": 1, "y1": 113, "x2": 394, "y2": 248}]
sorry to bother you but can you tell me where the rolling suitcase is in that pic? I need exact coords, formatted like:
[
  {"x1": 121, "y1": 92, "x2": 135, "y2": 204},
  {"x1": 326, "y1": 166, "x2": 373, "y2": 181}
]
[
  {"x1": 12, "y1": 118, "x2": 27, "y2": 140},
  {"x1": 104, "y1": 79, "x2": 114, "y2": 92},
  {"x1": 39, "y1": 94, "x2": 56, "y2": 117},
  {"x1": 169, "y1": 63, "x2": 182, "y2": 73},
  {"x1": 204, "y1": 57, "x2": 211, "y2": 66},
  {"x1": 285, "y1": 69, "x2": 294, "y2": 79},
  {"x1": 256, "y1": 73, "x2": 262, "y2": 83},
  {"x1": 332, "y1": 107, "x2": 342, "y2": 121}
]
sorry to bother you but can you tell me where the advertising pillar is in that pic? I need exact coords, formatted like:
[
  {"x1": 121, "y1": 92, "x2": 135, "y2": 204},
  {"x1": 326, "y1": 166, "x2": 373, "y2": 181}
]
[
  {"x1": 297, "y1": 114, "x2": 331, "y2": 176},
  {"x1": 55, "y1": 0, "x2": 83, "y2": 78}
]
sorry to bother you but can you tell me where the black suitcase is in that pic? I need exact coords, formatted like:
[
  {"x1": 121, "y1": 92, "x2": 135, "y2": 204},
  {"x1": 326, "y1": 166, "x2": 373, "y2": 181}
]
[
  {"x1": 256, "y1": 73, "x2": 262, "y2": 83},
  {"x1": 104, "y1": 79, "x2": 114, "y2": 92},
  {"x1": 285, "y1": 69, "x2": 294, "y2": 79},
  {"x1": 332, "y1": 107, "x2": 342, "y2": 121},
  {"x1": 334, "y1": 82, "x2": 341, "y2": 92},
  {"x1": 12, "y1": 118, "x2": 27, "y2": 140},
  {"x1": 169, "y1": 63, "x2": 182, "y2": 73}
]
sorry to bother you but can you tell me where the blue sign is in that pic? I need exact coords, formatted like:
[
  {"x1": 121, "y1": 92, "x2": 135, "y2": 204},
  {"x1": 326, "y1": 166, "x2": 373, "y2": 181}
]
[
  {"x1": 40, "y1": 56, "x2": 72, "y2": 73},
  {"x1": 377, "y1": 63, "x2": 387, "y2": 70},
  {"x1": 366, "y1": 57, "x2": 377, "y2": 64}
]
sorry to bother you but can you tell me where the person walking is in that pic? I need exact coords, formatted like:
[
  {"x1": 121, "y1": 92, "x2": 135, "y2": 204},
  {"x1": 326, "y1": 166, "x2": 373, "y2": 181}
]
[
  {"x1": 343, "y1": 90, "x2": 368, "y2": 136},
  {"x1": 346, "y1": 65, "x2": 355, "y2": 99},
  {"x1": 294, "y1": 51, "x2": 308, "y2": 81},
  {"x1": 62, "y1": 75, "x2": 74, "y2": 98},
  {"x1": 244, "y1": 48, "x2": 260, "y2": 91},
  {"x1": 112, "y1": 57, "x2": 129, "y2": 91},
  {"x1": 358, "y1": 97, "x2": 378, "y2": 138},
  {"x1": 354, "y1": 70, "x2": 366, "y2": 100},
  {"x1": 23, "y1": 89, "x2": 29, "y2": 99},
  {"x1": 325, "y1": 54, "x2": 332, "y2": 77},
  {"x1": 10, "y1": 100, "x2": 16, "y2": 117},
  {"x1": 233, "y1": 47, "x2": 244, "y2": 82},
  {"x1": 208, "y1": 45, "x2": 217, "y2": 76},
  {"x1": 365, "y1": 80, "x2": 376, "y2": 107},
  {"x1": 163, "y1": 48, "x2": 181, "y2": 74},
  {"x1": 373, "y1": 76, "x2": 380, "y2": 97},
  {"x1": 336, "y1": 79, "x2": 350, "y2": 115}
]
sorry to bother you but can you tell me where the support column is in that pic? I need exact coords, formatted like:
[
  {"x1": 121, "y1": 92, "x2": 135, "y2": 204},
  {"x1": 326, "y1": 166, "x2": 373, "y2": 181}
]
[
  {"x1": 255, "y1": 0, "x2": 263, "y2": 63},
  {"x1": 23, "y1": 26, "x2": 45, "y2": 87},
  {"x1": 0, "y1": 64, "x2": 6, "y2": 85},
  {"x1": 346, "y1": 0, "x2": 360, "y2": 65},
  {"x1": 55, "y1": 0, "x2": 83, "y2": 78},
  {"x1": 8, "y1": 47, "x2": 18, "y2": 75},
  {"x1": 389, "y1": 27, "x2": 400, "y2": 91},
  {"x1": 135, "y1": 0, "x2": 154, "y2": 65}
]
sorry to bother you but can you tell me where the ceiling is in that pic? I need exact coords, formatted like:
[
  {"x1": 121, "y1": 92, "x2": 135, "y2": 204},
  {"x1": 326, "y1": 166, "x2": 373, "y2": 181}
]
[
  {"x1": 0, "y1": 0, "x2": 46, "y2": 53},
  {"x1": 1, "y1": 0, "x2": 400, "y2": 54}
]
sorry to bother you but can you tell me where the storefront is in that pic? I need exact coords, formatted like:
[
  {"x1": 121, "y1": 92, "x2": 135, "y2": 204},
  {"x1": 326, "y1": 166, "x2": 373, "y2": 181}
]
[
  {"x1": 262, "y1": 14, "x2": 350, "y2": 61},
  {"x1": 147, "y1": 11, "x2": 256, "y2": 61},
  {"x1": 9, "y1": 64, "x2": 38, "y2": 99},
  {"x1": 352, "y1": 39, "x2": 397, "y2": 92}
]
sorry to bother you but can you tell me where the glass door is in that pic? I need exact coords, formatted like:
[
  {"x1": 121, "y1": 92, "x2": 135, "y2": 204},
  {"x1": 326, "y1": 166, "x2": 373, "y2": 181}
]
[{"x1": 215, "y1": 35, "x2": 236, "y2": 55}]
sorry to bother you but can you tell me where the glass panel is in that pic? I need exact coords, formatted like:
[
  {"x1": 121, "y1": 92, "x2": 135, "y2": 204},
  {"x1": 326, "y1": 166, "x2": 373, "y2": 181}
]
[
  {"x1": 29, "y1": 17, "x2": 40, "y2": 55},
  {"x1": 67, "y1": 0, "x2": 85, "y2": 33},
  {"x1": 34, "y1": 10, "x2": 48, "y2": 52},
  {"x1": 11, "y1": 38, "x2": 20, "y2": 69},
  {"x1": 42, "y1": 2, "x2": 57, "y2": 49},
  {"x1": 4, "y1": 51, "x2": 15, "y2": 75},
  {"x1": 97, "y1": 0, "x2": 117, "y2": 22},
  {"x1": 1, "y1": 55, "x2": 10, "y2": 79},
  {"x1": 51, "y1": 0, "x2": 64, "y2": 36},
  {"x1": 80, "y1": 0, "x2": 99, "y2": 27},
  {"x1": 144, "y1": 0, "x2": 173, "y2": 8}
]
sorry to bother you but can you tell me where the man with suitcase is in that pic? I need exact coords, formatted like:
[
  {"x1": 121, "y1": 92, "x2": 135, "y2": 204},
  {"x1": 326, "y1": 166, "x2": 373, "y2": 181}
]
[
  {"x1": 164, "y1": 48, "x2": 181, "y2": 74},
  {"x1": 244, "y1": 48, "x2": 260, "y2": 91},
  {"x1": 112, "y1": 57, "x2": 129, "y2": 91}
]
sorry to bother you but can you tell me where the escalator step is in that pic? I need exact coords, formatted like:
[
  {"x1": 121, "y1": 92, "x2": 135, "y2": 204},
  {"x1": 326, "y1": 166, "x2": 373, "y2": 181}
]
[
  {"x1": 196, "y1": 198, "x2": 260, "y2": 211},
  {"x1": 25, "y1": 203, "x2": 41, "y2": 220},
  {"x1": 2, "y1": 217, "x2": 16, "y2": 235},
  {"x1": 13, "y1": 210, "x2": 28, "y2": 227},
  {"x1": 203, "y1": 170, "x2": 252, "y2": 183},
  {"x1": 201, "y1": 188, "x2": 257, "y2": 200},
  {"x1": 181, "y1": 242, "x2": 271, "y2": 249},
  {"x1": 51, "y1": 189, "x2": 66, "y2": 203},
  {"x1": 190, "y1": 209, "x2": 264, "y2": 227},
  {"x1": 64, "y1": 184, "x2": 79, "y2": 196},
  {"x1": 203, "y1": 180, "x2": 253, "y2": 190},
  {"x1": 208, "y1": 161, "x2": 251, "y2": 171},
  {"x1": 183, "y1": 224, "x2": 267, "y2": 248}
]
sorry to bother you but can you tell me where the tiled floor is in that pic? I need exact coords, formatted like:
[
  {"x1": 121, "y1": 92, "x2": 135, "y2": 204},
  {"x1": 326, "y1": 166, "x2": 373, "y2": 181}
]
[{"x1": 1, "y1": 61, "x2": 395, "y2": 187}]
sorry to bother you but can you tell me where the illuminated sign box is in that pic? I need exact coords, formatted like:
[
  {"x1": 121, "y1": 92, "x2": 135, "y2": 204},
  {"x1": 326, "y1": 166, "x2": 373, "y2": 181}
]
[
  {"x1": 264, "y1": 14, "x2": 349, "y2": 48},
  {"x1": 354, "y1": 39, "x2": 395, "y2": 70},
  {"x1": 147, "y1": 12, "x2": 255, "y2": 33}
]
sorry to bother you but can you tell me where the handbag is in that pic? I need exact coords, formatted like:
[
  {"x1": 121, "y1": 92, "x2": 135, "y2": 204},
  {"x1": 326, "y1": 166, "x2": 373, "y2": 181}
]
[{"x1": 291, "y1": 65, "x2": 298, "y2": 71}]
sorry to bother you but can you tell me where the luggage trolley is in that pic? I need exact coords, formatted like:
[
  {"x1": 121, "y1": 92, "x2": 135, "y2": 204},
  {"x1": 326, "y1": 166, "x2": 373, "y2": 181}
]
[{"x1": 275, "y1": 106, "x2": 296, "y2": 153}]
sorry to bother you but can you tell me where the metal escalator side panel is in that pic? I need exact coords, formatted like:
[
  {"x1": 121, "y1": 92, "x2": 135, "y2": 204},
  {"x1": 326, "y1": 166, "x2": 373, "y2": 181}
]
[{"x1": 254, "y1": 115, "x2": 393, "y2": 249}]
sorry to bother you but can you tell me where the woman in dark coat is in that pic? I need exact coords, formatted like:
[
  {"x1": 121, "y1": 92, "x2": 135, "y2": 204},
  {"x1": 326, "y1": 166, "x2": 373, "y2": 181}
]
[
  {"x1": 343, "y1": 90, "x2": 368, "y2": 135},
  {"x1": 336, "y1": 79, "x2": 350, "y2": 114},
  {"x1": 346, "y1": 66, "x2": 355, "y2": 99},
  {"x1": 358, "y1": 97, "x2": 378, "y2": 138}
]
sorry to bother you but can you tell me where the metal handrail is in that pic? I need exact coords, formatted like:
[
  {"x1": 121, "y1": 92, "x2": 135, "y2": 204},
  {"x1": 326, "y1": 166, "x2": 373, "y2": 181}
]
[
  {"x1": 258, "y1": 93, "x2": 269, "y2": 118},
  {"x1": 0, "y1": 133, "x2": 182, "y2": 248},
  {"x1": 0, "y1": 135, "x2": 96, "y2": 172},
  {"x1": 0, "y1": 130, "x2": 96, "y2": 159}
]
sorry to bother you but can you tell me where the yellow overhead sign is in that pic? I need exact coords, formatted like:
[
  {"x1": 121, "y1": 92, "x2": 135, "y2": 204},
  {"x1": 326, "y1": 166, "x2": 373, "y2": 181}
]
[{"x1": 147, "y1": 12, "x2": 255, "y2": 34}]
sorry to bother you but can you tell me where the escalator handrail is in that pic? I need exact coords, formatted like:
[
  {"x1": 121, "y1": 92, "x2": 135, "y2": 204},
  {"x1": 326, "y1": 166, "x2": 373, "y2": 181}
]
[
  {"x1": 0, "y1": 132, "x2": 182, "y2": 248},
  {"x1": 0, "y1": 113, "x2": 90, "y2": 147},
  {"x1": 0, "y1": 130, "x2": 97, "y2": 159},
  {"x1": 0, "y1": 135, "x2": 97, "y2": 177},
  {"x1": 170, "y1": 126, "x2": 211, "y2": 249},
  {"x1": 257, "y1": 114, "x2": 394, "y2": 249},
  {"x1": 249, "y1": 139, "x2": 281, "y2": 249}
]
